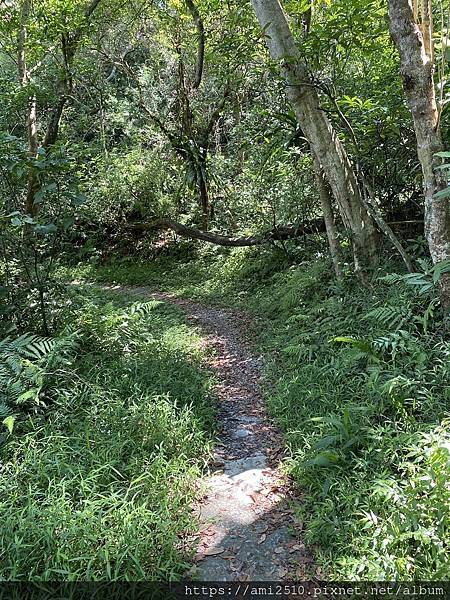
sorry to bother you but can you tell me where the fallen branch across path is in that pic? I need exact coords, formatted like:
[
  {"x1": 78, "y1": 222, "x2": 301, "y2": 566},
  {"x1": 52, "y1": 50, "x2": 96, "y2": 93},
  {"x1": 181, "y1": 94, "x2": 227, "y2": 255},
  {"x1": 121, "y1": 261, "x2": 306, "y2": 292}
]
[{"x1": 129, "y1": 217, "x2": 326, "y2": 247}]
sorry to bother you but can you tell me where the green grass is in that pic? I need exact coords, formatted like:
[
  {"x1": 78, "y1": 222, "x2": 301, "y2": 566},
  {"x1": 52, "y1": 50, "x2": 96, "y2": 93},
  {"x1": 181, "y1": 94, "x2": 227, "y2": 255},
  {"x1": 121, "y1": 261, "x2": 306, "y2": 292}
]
[
  {"x1": 66, "y1": 245, "x2": 450, "y2": 580},
  {"x1": 0, "y1": 289, "x2": 215, "y2": 580}
]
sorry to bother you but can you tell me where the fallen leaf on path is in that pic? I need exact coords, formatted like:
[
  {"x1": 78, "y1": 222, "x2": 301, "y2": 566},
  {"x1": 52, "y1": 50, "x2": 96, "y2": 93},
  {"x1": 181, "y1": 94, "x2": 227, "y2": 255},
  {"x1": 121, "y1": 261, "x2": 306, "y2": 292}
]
[
  {"x1": 258, "y1": 533, "x2": 266, "y2": 544},
  {"x1": 274, "y1": 547, "x2": 284, "y2": 554}
]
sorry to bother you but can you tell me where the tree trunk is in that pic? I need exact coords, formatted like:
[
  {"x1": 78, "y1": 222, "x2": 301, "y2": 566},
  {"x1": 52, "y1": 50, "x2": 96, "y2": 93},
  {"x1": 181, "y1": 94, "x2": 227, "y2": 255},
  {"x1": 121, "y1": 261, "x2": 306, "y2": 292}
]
[
  {"x1": 184, "y1": 0, "x2": 205, "y2": 89},
  {"x1": 313, "y1": 158, "x2": 343, "y2": 281},
  {"x1": 18, "y1": 0, "x2": 39, "y2": 217},
  {"x1": 388, "y1": 0, "x2": 450, "y2": 307},
  {"x1": 251, "y1": 0, "x2": 379, "y2": 278},
  {"x1": 196, "y1": 157, "x2": 210, "y2": 230}
]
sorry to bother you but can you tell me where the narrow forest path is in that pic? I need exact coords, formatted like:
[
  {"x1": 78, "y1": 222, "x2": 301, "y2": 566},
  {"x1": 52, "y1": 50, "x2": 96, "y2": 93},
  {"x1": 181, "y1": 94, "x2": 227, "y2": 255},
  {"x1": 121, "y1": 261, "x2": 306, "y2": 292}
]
[{"x1": 98, "y1": 284, "x2": 314, "y2": 581}]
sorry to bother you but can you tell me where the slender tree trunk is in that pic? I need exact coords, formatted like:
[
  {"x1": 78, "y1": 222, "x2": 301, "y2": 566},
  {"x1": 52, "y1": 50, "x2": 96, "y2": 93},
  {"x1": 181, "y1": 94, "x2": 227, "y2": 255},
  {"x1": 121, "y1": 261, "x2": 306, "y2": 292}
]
[
  {"x1": 313, "y1": 158, "x2": 343, "y2": 281},
  {"x1": 196, "y1": 155, "x2": 210, "y2": 230},
  {"x1": 24, "y1": 96, "x2": 39, "y2": 217},
  {"x1": 18, "y1": 0, "x2": 39, "y2": 217},
  {"x1": 184, "y1": 0, "x2": 205, "y2": 89},
  {"x1": 389, "y1": 0, "x2": 450, "y2": 307},
  {"x1": 359, "y1": 176, "x2": 414, "y2": 272},
  {"x1": 251, "y1": 0, "x2": 379, "y2": 278}
]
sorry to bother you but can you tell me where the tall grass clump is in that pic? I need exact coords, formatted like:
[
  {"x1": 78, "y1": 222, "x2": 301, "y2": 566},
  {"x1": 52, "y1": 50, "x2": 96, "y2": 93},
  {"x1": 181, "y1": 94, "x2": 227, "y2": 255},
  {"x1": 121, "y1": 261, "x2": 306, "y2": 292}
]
[{"x1": 0, "y1": 290, "x2": 215, "y2": 580}]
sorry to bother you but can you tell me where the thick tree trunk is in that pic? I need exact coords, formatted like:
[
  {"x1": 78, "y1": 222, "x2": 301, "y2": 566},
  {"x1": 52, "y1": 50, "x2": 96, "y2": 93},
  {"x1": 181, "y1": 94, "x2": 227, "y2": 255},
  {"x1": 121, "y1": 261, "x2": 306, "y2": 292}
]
[
  {"x1": 43, "y1": 96, "x2": 68, "y2": 148},
  {"x1": 251, "y1": 0, "x2": 379, "y2": 277},
  {"x1": 313, "y1": 158, "x2": 343, "y2": 281},
  {"x1": 389, "y1": 0, "x2": 450, "y2": 307}
]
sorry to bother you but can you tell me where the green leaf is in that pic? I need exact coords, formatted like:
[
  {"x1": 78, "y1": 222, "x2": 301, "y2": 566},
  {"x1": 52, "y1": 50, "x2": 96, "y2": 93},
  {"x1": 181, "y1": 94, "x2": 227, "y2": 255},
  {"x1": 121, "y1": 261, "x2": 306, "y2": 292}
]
[
  {"x1": 434, "y1": 187, "x2": 450, "y2": 200},
  {"x1": 34, "y1": 223, "x2": 57, "y2": 235},
  {"x1": 72, "y1": 194, "x2": 87, "y2": 206},
  {"x1": 2, "y1": 415, "x2": 15, "y2": 435},
  {"x1": 17, "y1": 389, "x2": 38, "y2": 403},
  {"x1": 313, "y1": 434, "x2": 340, "y2": 450},
  {"x1": 432, "y1": 260, "x2": 450, "y2": 284},
  {"x1": 333, "y1": 336, "x2": 357, "y2": 344},
  {"x1": 304, "y1": 451, "x2": 340, "y2": 468},
  {"x1": 62, "y1": 216, "x2": 75, "y2": 230},
  {"x1": 34, "y1": 183, "x2": 57, "y2": 204}
]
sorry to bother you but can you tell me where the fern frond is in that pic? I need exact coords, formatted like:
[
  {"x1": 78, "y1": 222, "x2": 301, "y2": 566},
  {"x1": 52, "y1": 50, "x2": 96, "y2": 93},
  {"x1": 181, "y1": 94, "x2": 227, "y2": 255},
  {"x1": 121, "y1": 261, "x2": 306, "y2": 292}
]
[
  {"x1": 0, "y1": 332, "x2": 60, "y2": 410},
  {"x1": 0, "y1": 333, "x2": 56, "y2": 360},
  {"x1": 364, "y1": 305, "x2": 409, "y2": 330},
  {"x1": 379, "y1": 273, "x2": 403, "y2": 284},
  {"x1": 372, "y1": 330, "x2": 412, "y2": 355},
  {"x1": 129, "y1": 301, "x2": 160, "y2": 316}
]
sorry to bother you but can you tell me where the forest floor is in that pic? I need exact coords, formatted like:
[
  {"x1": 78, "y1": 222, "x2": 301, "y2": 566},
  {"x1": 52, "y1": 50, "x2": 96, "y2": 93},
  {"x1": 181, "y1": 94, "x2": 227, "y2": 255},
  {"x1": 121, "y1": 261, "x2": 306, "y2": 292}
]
[{"x1": 99, "y1": 283, "x2": 314, "y2": 581}]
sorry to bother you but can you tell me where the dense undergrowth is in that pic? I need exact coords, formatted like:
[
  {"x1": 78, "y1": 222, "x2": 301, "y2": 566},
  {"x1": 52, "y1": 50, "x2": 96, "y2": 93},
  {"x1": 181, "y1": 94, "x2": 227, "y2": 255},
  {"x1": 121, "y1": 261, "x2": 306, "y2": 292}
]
[
  {"x1": 0, "y1": 288, "x2": 215, "y2": 580},
  {"x1": 66, "y1": 243, "x2": 450, "y2": 580}
]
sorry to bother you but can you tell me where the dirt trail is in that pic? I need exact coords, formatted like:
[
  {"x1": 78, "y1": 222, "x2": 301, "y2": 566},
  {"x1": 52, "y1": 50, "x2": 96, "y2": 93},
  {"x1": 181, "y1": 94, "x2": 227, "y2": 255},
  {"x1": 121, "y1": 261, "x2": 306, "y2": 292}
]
[{"x1": 99, "y1": 284, "x2": 314, "y2": 581}]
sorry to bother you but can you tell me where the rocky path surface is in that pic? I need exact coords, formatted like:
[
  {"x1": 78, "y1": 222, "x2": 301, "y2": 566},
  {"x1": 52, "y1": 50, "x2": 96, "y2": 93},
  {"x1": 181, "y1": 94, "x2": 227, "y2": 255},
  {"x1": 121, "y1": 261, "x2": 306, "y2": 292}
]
[{"x1": 97, "y1": 284, "x2": 314, "y2": 581}]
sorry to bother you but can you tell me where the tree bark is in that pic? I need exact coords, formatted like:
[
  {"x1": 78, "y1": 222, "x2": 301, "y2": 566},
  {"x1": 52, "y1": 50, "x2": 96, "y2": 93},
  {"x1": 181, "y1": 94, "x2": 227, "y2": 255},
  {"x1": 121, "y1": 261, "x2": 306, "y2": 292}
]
[
  {"x1": 313, "y1": 158, "x2": 343, "y2": 281},
  {"x1": 251, "y1": 0, "x2": 379, "y2": 278},
  {"x1": 389, "y1": 0, "x2": 450, "y2": 307}
]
